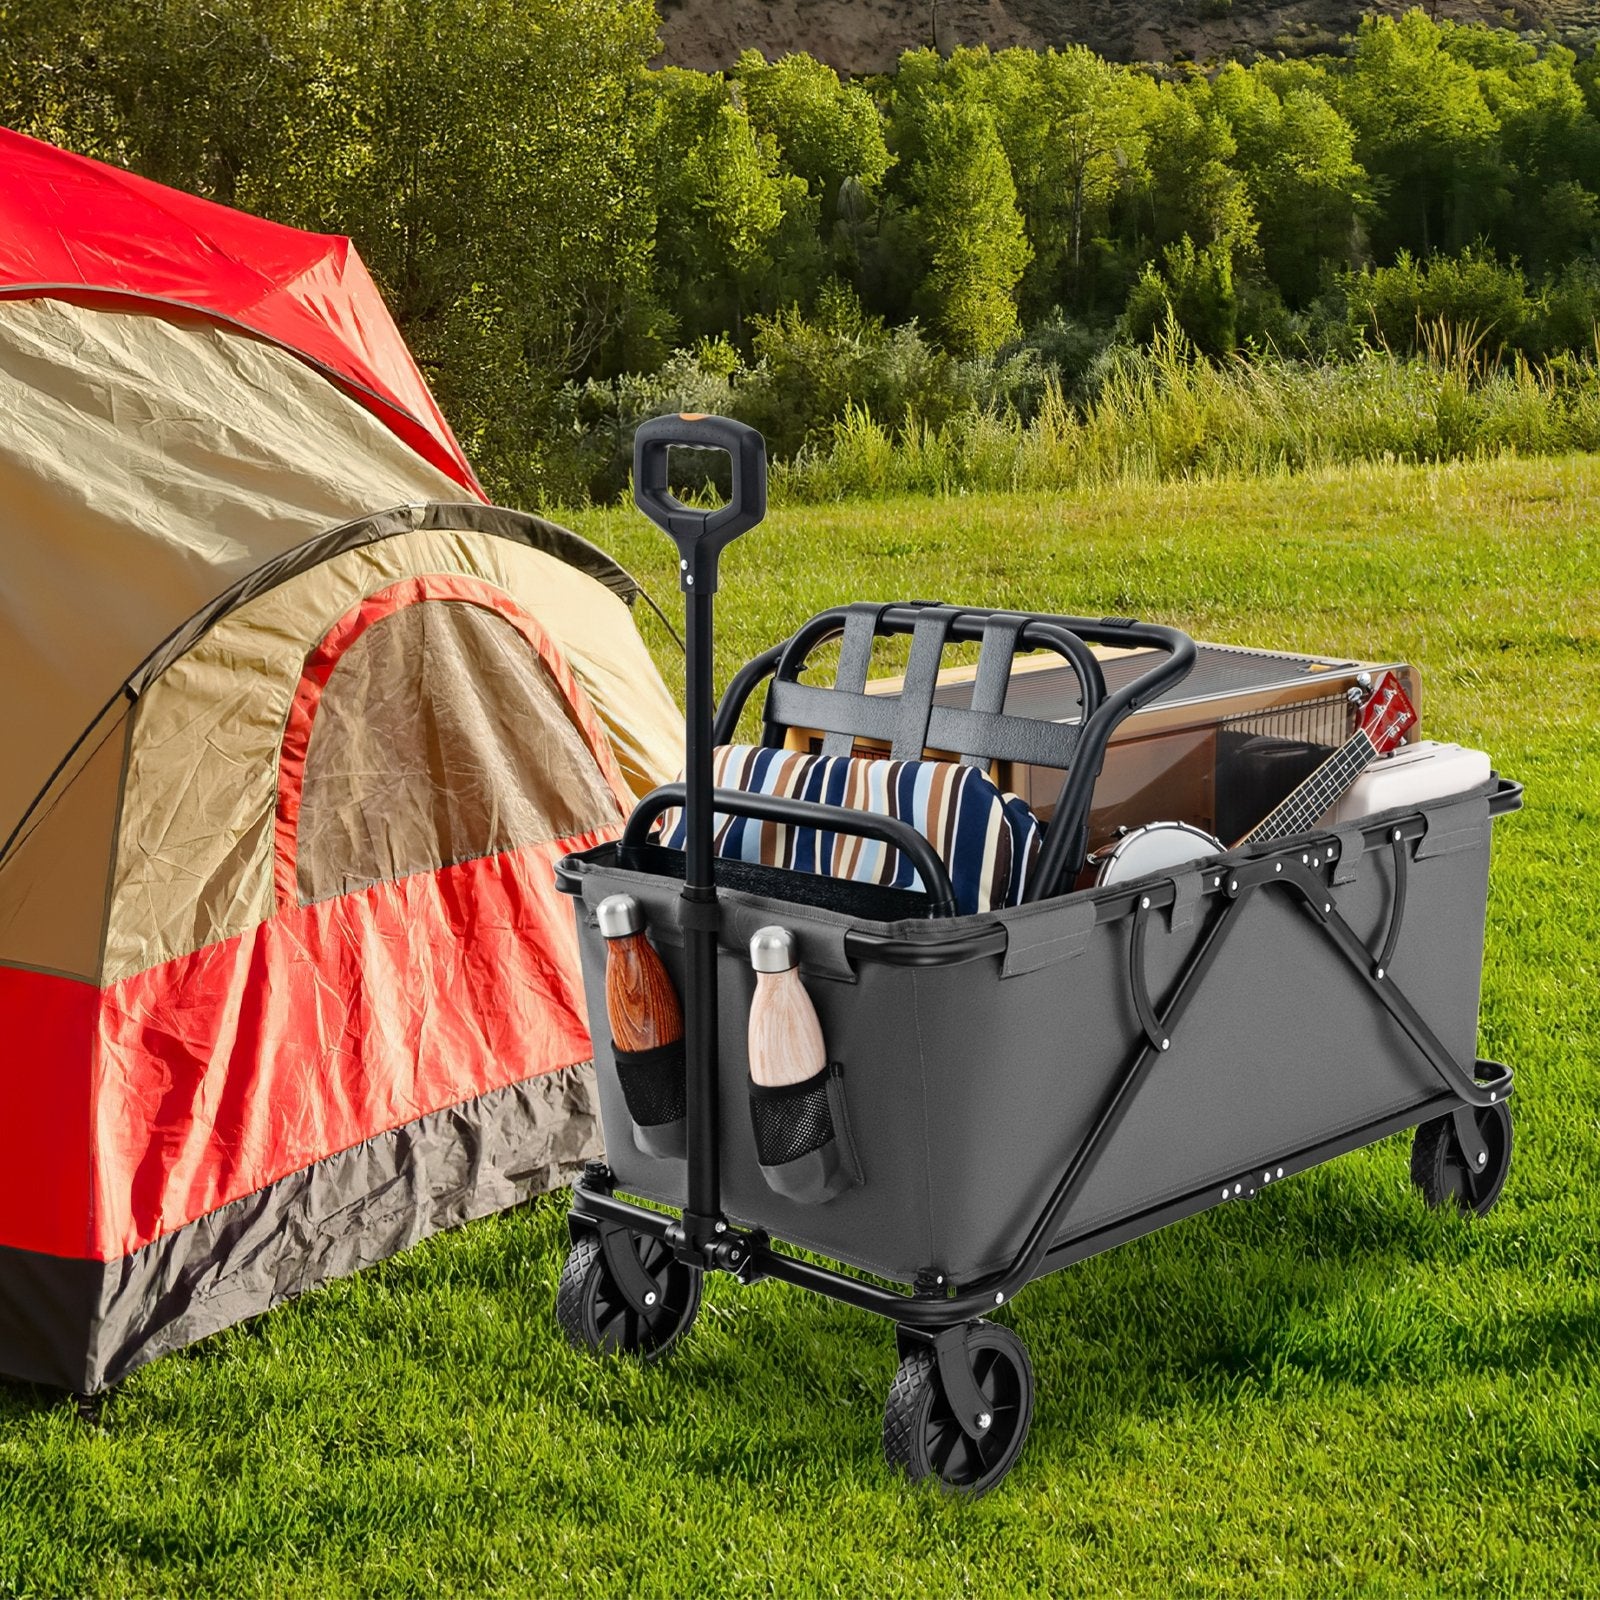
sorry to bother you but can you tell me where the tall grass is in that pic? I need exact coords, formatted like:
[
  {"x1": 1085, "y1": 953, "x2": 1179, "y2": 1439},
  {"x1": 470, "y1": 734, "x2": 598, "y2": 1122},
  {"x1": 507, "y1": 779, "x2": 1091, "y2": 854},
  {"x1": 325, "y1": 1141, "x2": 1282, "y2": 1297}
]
[{"x1": 771, "y1": 324, "x2": 1600, "y2": 502}]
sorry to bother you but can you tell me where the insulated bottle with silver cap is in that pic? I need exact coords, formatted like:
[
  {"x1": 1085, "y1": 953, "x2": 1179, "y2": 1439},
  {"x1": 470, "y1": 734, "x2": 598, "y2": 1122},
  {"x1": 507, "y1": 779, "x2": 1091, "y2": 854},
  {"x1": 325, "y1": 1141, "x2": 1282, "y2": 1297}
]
[
  {"x1": 597, "y1": 893, "x2": 686, "y2": 1156},
  {"x1": 747, "y1": 926, "x2": 825, "y2": 1089}
]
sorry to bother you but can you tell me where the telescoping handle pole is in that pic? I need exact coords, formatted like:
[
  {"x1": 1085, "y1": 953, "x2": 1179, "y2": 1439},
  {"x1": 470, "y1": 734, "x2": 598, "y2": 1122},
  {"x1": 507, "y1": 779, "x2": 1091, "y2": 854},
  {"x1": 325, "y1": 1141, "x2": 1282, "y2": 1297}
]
[{"x1": 632, "y1": 413, "x2": 768, "y2": 1246}]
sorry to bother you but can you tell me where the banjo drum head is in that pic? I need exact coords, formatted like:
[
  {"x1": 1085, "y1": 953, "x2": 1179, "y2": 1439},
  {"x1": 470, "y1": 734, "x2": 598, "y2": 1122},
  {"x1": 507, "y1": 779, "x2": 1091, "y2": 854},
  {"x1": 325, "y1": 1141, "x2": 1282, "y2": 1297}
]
[{"x1": 1097, "y1": 820, "x2": 1222, "y2": 887}]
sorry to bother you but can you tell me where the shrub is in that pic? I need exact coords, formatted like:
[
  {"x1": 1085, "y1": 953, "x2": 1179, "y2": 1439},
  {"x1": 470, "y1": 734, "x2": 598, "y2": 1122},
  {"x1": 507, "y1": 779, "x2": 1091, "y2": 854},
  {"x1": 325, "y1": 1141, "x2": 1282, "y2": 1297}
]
[
  {"x1": 1344, "y1": 248, "x2": 1531, "y2": 354},
  {"x1": 1528, "y1": 260, "x2": 1600, "y2": 357},
  {"x1": 1122, "y1": 237, "x2": 1239, "y2": 357}
]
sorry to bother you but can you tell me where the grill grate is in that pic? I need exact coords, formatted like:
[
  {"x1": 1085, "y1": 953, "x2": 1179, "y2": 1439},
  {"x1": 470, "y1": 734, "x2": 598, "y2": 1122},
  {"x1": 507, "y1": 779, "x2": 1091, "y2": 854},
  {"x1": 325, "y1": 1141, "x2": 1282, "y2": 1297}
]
[
  {"x1": 1218, "y1": 691, "x2": 1354, "y2": 747},
  {"x1": 926, "y1": 643, "x2": 1361, "y2": 722}
]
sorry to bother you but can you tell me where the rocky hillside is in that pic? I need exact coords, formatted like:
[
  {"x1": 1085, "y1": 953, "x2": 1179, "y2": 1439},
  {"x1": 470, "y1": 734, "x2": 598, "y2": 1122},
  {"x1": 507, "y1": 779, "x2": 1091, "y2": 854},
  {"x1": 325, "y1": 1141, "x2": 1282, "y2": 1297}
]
[{"x1": 656, "y1": 0, "x2": 1593, "y2": 74}]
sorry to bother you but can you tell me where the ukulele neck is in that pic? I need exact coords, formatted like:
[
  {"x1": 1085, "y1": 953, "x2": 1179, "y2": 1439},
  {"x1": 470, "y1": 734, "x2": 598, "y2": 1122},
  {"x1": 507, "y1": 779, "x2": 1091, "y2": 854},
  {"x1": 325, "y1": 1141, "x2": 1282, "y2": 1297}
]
[{"x1": 1236, "y1": 729, "x2": 1379, "y2": 848}]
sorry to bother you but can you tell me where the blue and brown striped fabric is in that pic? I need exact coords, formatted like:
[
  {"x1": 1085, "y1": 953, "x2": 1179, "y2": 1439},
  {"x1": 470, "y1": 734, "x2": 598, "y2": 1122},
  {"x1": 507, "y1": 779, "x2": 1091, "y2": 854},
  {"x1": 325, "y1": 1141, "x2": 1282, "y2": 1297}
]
[{"x1": 657, "y1": 744, "x2": 1042, "y2": 915}]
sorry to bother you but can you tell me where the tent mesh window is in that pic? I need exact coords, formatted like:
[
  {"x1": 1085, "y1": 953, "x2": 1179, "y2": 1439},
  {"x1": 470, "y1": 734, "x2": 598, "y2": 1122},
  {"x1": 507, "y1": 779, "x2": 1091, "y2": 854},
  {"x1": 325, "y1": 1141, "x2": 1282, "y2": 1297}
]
[{"x1": 294, "y1": 599, "x2": 624, "y2": 904}]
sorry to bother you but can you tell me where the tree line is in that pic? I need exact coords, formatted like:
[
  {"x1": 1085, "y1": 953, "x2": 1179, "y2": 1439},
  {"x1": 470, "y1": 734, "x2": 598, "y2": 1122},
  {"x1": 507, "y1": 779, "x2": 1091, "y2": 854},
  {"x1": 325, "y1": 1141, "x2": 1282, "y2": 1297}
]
[{"x1": 7, "y1": 2, "x2": 1600, "y2": 503}]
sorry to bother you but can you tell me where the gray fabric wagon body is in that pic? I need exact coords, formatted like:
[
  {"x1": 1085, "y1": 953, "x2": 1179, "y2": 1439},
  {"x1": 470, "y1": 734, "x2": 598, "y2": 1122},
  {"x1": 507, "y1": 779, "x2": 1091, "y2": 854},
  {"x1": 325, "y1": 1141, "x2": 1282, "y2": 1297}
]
[{"x1": 562, "y1": 781, "x2": 1509, "y2": 1286}]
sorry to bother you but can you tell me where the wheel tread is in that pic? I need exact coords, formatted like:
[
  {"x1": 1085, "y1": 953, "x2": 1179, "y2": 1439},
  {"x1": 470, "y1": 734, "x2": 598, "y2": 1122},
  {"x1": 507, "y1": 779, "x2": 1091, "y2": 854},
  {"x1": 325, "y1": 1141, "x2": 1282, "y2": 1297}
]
[
  {"x1": 882, "y1": 1324, "x2": 1034, "y2": 1495},
  {"x1": 555, "y1": 1233, "x2": 605, "y2": 1351},
  {"x1": 882, "y1": 1347, "x2": 937, "y2": 1481}
]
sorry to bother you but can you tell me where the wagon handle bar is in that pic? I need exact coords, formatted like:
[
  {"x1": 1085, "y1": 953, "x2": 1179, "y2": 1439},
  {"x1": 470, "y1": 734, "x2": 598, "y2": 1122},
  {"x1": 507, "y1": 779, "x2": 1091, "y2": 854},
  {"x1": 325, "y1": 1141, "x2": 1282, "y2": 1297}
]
[
  {"x1": 622, "y1": 783, "x2": 960, "y2": 918},
  {"x1": 633, "y1": 413, "x2": 767, "y2": 597}
]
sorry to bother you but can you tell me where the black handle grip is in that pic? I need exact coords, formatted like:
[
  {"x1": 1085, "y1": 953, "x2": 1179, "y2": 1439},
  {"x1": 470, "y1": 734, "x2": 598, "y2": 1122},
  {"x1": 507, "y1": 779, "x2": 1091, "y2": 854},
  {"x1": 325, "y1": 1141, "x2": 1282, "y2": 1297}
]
[
  {"x1": 622, "y1": 783, "x2": 960, "y2": 918},
  {"x1": 633, "y1": 414, "x2": 767, "y2": 593}
]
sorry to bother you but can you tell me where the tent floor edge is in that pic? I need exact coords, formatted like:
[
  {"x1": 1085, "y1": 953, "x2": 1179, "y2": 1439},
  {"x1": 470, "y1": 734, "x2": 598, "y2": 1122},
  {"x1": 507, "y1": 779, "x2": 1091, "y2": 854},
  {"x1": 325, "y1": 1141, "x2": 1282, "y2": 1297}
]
[{"x1": 0, "y1": 1063, "x2": 603, "y2": 1395}]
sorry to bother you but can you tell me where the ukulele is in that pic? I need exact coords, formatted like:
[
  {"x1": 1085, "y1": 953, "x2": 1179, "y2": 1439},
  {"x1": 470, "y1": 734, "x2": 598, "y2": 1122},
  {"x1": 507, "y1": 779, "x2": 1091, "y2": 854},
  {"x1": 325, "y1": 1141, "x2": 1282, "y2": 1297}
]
[{"x1": 1095, "y1": 671, "x2": 1420, "y2": 887}]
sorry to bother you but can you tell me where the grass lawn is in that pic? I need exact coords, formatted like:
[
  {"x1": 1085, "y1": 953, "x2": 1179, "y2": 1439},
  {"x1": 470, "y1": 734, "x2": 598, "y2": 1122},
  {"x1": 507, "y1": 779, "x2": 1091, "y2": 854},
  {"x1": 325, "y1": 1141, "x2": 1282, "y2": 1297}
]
[{"x1": 4, "y1": 455, "x2": 1597, "y2": 1596}]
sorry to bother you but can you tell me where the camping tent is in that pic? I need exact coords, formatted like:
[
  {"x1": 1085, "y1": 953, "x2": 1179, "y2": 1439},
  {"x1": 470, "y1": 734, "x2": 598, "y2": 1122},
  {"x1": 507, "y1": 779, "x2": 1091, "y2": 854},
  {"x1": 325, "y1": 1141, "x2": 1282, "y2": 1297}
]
[{"x1": 0, "y1": 128, "x2": 682, "y2": 1392}]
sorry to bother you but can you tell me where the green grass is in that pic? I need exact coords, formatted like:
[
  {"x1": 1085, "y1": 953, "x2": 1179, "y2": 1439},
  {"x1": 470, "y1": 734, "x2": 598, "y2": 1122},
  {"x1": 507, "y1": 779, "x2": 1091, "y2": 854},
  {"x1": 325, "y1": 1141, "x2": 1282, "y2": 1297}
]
[{"x1": 5, "y1": 455, "x2": 1599, "y2": 1596}]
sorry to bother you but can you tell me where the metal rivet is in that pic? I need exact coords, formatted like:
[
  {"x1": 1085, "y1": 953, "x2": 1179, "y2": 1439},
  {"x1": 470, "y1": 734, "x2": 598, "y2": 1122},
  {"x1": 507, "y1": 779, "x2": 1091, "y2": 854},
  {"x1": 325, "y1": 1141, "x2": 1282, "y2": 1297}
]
[
  {"x1": 1229, "y1": 880, "x2": 1238, "y2": 892},
  {"x1": 1301, "y1": 854, "x2": 1310, "y2": 865},
  {"x1": 1141, "y1": 896, "x2": 1150, "y2": 909},
  {"x1": 1477, "y1": 1152, "x2": 1487, "y2": 1166},
  {"x1": 1323, "y1": 903, "x2": 1331, "y2": 913},
  {"x1": 1276, "y1": 1167, "x2": 1284, "y2": 1178},
  {"x1": 685, "y1": 574, "x2": 694, "y2": 586},
  {"x1": 1234, "y1": 1183, "x2": 1242, "y2": 1195},
  {"x1": 1221, "y1": 1187, "x2": 1230, "y2": 1200},
  {"x1": 643, "y1": 1291, "x2": 657, "y2": 1307},
  {"x1": 994, "y1": 1291, "x2": 1005, "y2": 1304},
  {"x1": 976, "y1": 1411, "x2": 992, "y2": 1431},
  {"x1": 1275, "y1": 862, "x2": 1282, "y2": 874},
  {"x1": 1376, "y1": 967, "x2": 1385, "y2": 980},
  {"x1": 1393, "y1": 828, "x2": 1402, "y2": 841},
  {"x1": 1264, "y1": 1171, "x2": 1272, "y2": 1183},
  {"x1": 715, "y1": 1220, "x2": 727, "y2": 1233},
  {"x1": 1161, "y1": 1038, "x2": 1170, "y2": 1051},
  {"x1": 1213, "y1": 876, "x2": 1222, "y2": 887},
  {"x1": 679, "y1": 559, "x2": 687, "y2": 570},
  {"x1": 1490, "y1": 1092, "x2": 1497, "y2": 1102}
]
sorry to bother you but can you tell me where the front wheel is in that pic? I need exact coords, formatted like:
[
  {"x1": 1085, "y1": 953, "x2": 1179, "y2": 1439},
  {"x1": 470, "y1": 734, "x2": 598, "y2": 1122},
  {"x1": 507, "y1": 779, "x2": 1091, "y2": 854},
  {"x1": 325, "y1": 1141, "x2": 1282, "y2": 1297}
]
[
  {"x1": 883, "y1": 1321, "x2": 1034, "y2": 1495},
  {"x1": 1411, "y1": 1100, "x2": 1512, "y2": 1217},
  {"x1": 556, "y1": 1231, "x2": 701, "y2": 1361}
]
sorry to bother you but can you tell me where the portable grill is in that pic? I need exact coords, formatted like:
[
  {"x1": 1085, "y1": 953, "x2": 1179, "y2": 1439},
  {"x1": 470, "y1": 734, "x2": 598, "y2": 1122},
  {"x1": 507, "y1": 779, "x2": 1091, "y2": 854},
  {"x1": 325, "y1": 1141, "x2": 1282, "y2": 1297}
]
[{"x1": 554, "y1": 416, "x2": 1522, "y2": 1494}]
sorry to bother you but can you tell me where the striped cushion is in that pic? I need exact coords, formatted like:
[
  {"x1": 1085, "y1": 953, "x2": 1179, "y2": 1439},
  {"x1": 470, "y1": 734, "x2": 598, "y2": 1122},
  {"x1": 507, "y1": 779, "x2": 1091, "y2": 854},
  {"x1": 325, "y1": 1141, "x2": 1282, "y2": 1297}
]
[{"x1": 657, "y1": 744, "x2": 1042, "y2": 915}]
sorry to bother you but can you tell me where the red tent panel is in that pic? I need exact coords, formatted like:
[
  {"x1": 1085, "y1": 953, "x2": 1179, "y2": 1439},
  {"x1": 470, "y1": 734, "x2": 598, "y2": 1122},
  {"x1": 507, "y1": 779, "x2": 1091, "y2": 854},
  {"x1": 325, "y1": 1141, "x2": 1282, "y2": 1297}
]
[{"x1": 0, "y1": 126, "x2": 483, "y2": 497}]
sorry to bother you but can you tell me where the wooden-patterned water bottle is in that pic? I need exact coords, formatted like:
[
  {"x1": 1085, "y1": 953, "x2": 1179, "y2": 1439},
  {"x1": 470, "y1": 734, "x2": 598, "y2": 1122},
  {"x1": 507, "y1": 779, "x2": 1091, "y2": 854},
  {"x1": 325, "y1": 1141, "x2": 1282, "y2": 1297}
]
[
  {"x1": 597, "y1": 894, "x2": 682, "y2": 1053},
  {"x1": 597, "y1": 895, "x2": 686, "y2": 1156}
]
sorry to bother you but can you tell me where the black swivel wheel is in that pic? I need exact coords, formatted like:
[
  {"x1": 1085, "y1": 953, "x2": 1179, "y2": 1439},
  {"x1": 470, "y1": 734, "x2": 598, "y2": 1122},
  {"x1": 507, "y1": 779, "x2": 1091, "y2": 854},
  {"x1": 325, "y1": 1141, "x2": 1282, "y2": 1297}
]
[
  {"x1": 556, "y1": 1231, "x2": 701, "y2": 1361},
  {"x1": 883, "y1": 1321, "x2": 1034, "y2": 1495},
  {"x1": 1411, "y1": 1099, "x2": 1513, "y2": 1217}
]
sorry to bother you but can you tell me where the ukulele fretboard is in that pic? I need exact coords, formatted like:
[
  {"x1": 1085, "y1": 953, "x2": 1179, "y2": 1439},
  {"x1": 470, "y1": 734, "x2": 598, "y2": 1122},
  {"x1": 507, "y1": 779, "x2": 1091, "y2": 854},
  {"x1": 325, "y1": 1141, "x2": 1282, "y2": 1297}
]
[{"x1": 1238, "y1": 729, "x2": 1378, "y2": 847}]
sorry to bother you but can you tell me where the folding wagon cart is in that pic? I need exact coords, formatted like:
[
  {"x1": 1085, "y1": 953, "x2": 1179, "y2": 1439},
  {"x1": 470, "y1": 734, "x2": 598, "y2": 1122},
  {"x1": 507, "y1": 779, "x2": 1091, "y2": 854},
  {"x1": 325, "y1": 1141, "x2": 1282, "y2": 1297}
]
[{"x1": 555, "y1": 416, "x2": 1521, "y2": 1494}]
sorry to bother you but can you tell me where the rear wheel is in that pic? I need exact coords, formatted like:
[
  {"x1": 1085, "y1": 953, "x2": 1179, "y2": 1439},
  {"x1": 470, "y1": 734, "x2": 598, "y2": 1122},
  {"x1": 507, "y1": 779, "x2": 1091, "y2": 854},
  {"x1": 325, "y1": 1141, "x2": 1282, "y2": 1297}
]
[
  {"x1": 556, "y1": 1231, "x2": 701, "y2": 1361},
  {"x1": 883, "y1": 1322, "x2": 1034, "y2": 1495},
  {"x1": 1411, "y1": 1100, "x2": 1512, "y2": 1217}
]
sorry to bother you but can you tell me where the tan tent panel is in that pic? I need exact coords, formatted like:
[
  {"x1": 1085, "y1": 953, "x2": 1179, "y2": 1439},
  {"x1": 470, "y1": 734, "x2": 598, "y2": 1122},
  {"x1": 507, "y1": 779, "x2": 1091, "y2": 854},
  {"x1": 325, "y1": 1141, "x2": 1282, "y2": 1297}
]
[
  {"x1": 103, "y1": 523, "x2": 680, "y2": 981},
  {"x1": 0, "y1": 702, "x2": 128, "y2": 979},
  {"x1": 0, "y1": 302, "x2": 682, "y2": 986},
  {"x1": 0, "y1": 298, "x2": 468, "y2": 834}
]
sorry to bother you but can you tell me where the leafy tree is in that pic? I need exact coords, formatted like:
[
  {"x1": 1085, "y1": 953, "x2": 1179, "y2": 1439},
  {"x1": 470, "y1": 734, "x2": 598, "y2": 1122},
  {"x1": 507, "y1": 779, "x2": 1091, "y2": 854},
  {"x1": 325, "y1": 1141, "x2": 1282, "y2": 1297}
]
[
  {"x1": 309, "y1": 0, "x2": 659, "y2": 497},
  {"x1": 734, "y1": 51, "x2": 891, "y2": 224},
  {"x1": 1471, "y1": 46, "x2": 1600, "y2": 273},
  {"x1": 0, "y1": 0, "x2": 328, "y2": 212},
  {"x1": 982, "y1": 46, "x2": 1154, "y2": 314},
  {"x1": 1213, "y1": 63, "x2": 1368, "y2": 305},
  {"x1": 644, "y1": 70, "x2": 817, "y2": 342},
  {"x1": 900, "y1": 93, "x2": 1031, "y2": 356},
  {"x1": 1339, "y1": 12, "x2": 1501, "y2": 258},
  {"x1": 1141, "y1": 77, "x2": 1256, "y2": 257}
]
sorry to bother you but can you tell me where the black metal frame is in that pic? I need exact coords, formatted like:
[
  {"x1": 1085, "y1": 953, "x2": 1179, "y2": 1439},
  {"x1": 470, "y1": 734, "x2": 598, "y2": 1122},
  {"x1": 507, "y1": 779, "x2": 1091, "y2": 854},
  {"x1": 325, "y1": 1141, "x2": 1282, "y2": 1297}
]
[
  {"x1": 711, "y1": 604, "x2": 1197, "y2": 900},
  {"x1": 572, "y1": 414, "x2": 1520, "y2": 1402}
]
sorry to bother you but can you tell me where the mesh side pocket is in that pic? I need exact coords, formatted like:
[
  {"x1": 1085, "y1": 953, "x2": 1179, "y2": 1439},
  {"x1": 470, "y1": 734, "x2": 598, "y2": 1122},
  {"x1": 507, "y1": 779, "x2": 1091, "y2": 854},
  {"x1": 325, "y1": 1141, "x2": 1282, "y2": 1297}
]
[
  {"x1": 749, "y1": 1075, "x2": 835, "y2": 1166},
  {"x1": 748, "y1": 1063, "x2": 859, "y2": 1204},
  {"x1": 613, "y1": 1038, "x2": 687, "y2": 1158}
]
